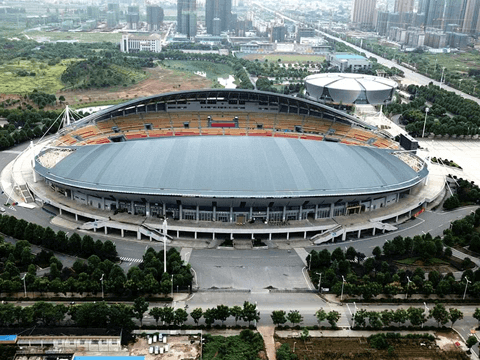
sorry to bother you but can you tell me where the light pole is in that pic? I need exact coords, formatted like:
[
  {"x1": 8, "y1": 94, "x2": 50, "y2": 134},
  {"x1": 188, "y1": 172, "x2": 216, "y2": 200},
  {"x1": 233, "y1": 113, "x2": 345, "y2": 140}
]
[
  {"x1": 423, "y1": 302, "x2": 429, "y2": 328},
  {"x1": 422, "y1": 107, "x2": 429, "y2": 138},
  {"x1": 100, "y1": 273, "x2": 104, "y2": 299},
  {"x1": 405, "y1": 276, "x2": 412, "y2": 299},
  {"x1": 463, "y1": 277, "x2": 471, "y2": 300},
  {"x1": 316, "y1": 272, "x2": 322, "y2": 293},
  {"x1": 340, "y1": 275, "x2": 346, "y2": 301},
  {"x1": 163, "y1": 219, "x2": 168, "y2": 274},
  {"x1": 293, "y1": 341, "x2": 296, "y2": 353},
  {"x1": 171, "y1": 274, "x2": 174, "y2": 299},
  {"x1": 22, "y1": 274, "x2": 26, "y2": 297},
  {"x1": 183, "y1": 252, "x2": 190, "y2": 265},
  {"x1": 440, "y1": 66, "x2": 446, "y2": 88}
]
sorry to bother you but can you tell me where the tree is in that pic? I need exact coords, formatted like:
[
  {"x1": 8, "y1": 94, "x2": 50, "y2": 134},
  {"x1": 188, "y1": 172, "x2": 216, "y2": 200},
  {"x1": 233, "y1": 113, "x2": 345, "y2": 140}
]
[
  {"x1": 407, "y1": 307, "x2": 426, "y2": 327},
  {"x1": 473, "y1": 308, "x2": 480, "y2": 325},
  {"x1": 353, "y1": 309, "x2": 368, "y2": 328},
  {"x1": 149, "y1": 307, "x2": 163, "y2": 326},
  {"x1": 215, "y1": 305, "x2": 230, "y2": 325},
  {"x1": 429, "y1": 303, "x2": 450, "y2": 327},
  {"x1": 372, "y1": 246, "x2": 382, "y2": 259},
  {"x1": 203, "y1": 308, "x2": 216, "y2": 327},
  {"x1": 300, "y1": 327, "x2": 310, "y2": 346},
  {"x1": 393, "y1": 308, "x2": 408, "y2": 326},
  {"x1": 161, "y1": 306, "x2": 175, "y2": 326},
  {"x1": 449, "y1": 308, "x2": 464, "y2": 328},
  {"x1": 286, "y1": 310, "x2": 303, "y2": 327},
  {"x1": 133, "y1": 297, "x2": 149, "y2": 326},
  {"x1": 315, "y1": 308, "x2": 327, "y2": 325},
  {"x1": 332, "y1": 247, "x2": 345, "y2": 262},
  {"x1": 190, "y1": 308, "x2": 203, "y2": 325},
  {"x1": 346, "y1": 246, "x2": 357, "y2": 261},
  {"x1": 242, "y1": 301, "x2": 260, "y2": 325},
  {"x1": 174, "y1": 308, "x2": 188, "y2": 326},
  {"x1": 467, "y1": 335, "x2": 478, "y2": 349},
  {"x1": 326, "y1": 310, "x2": 341, "y2": 328},
  {"x1": 230, "y1": 305, "x2": 243, "y2": 326},
  {"x1": 271, "y1": 310, "x2": 287, "y2": 326}
]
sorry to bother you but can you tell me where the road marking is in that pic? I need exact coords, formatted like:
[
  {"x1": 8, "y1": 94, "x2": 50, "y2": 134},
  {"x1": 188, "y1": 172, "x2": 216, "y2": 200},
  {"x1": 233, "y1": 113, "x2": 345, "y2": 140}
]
[{"x1": 119, "y1": 257, "x2": 143, "y2": 263}]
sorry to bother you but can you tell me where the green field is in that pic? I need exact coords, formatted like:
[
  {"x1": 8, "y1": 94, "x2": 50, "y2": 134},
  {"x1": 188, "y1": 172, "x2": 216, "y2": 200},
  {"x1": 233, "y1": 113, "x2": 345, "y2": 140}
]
[
  {"x1": 0, "y1": 59, "x2": 74, "y2": 94},
  {"x1": 25, "y1": 30, "x2": 123, "y2": 43},
  {"x1": 162, "y1": 60, "x2": 234, "y2": 79},
  {"x1": 239, "y1": 53, "x2": 325, "y2": 63}
]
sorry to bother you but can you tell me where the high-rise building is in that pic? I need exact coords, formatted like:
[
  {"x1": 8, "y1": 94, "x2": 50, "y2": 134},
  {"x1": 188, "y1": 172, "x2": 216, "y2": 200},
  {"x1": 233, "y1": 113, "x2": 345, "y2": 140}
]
[
  {"x1": 271, "y1": 25, "x2": 286, "y2": 42},
  {"x1": 394, "y1": 0, "x2": 414, "y2": 13},
  {"x1": 462, "y1": 0, "x2": 480, "y2": 33},
  {"x1": 127, "y1": 5, "x2": 140, "y2": 30},
  {"x1": 351, "y1": 0, "x2": 377, "y2": 28},
  {"x1": 147, "y1": 5, "x2": 164, "y2": 31},
  {"x1": 87, "y1": 6, "x2": 100, "y2": 20},
  {"x1": 205, "y1": 0, "x2": 232, "y2": 34},
  {"x1": 178, "y1": 0, "x2": 197, "y2": 37},
  {"x1": 107, "y1": 3, "x2": 120, "y2": 25},
  {"x1": 425, "y1": 0, "x2": 445, "y2": 28},
  {"x1": 443, "y1": 0, "x2": 464, "y2": 29}
]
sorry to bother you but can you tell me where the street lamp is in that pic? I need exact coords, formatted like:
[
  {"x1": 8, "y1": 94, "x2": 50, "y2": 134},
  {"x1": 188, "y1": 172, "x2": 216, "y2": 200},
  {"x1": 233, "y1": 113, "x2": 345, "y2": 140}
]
[
  {"x1": 316, "y1": 272, "x2": 322, "y2": 293},
  {"x1": 293, "y1": 341, "x2": 296, "y2": 353},
  {"x1": 422, "y1": 107, "x2": 429, "y2": 138},
  {"x1": 21, "y1": 274, "x2": 26, "y2": 297},
  {"x1": 340, "y1": 275, "x2": 346, "y2": 301},
  {"x1": 100, "y1": 273, "x2": 104, "y2": 299},
  {"x1": 163, "y1": 219, "x2": 168, "y2": 274},
  {"x1": 463, "y1": 277, "x2": 471, "y2": 300},
  {"x1": 171, "y1": 274, "x2": 174, "y2": 299},
  {"x1": 405, "y1": 276, "x2": 412, "y2": 299},
  {"x1": 423, "y1": 302, "x2": 429, "y2": 328}
]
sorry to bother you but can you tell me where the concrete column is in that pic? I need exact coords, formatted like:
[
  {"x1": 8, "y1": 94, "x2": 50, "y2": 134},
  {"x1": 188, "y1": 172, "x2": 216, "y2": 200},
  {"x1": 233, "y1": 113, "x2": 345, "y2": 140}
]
[
  {"x1": 314, "y1": 205, "x2": 318, "y2": 219},
  {"x1": 287, "y1": 232, "x2": 290, "y2": 240},
  {"x1": 213, "y1": 206, "x2": 216, "y2": 220},
  {"x1": 395, "y1": 215, "x2": 399, "y2": 222},
  {"x1": 146, "y1": 203, "x2": 150, "y2": 217},
  {"x1": 163, "y1": 203, "x2": 166, "y2": 216},
  {"x1": 299, "y1": 205, "x2": 303, "y2": 220},
  {"x1": 131, "y1": 201, "x2": 135, "y2": 214},
  {"x1": 251, "y1": 233, "x2": 255, "y2": 239},
  {"x1": 408, "y1": 210, "x2": 411, "y2": 217},
  {"x1": 59, "y1": 208, "x2": 62, "y2": 215},
  {"x1": 213, "y1": 232, "x2": 215, "y2": 240},
  {"x1": 266, "y1": 207, "x2": 269, "y2": 221},
  {"x1": 179, "y1": 204, "x2": 183, "y2": 220},
  {"x1": 105, "y1": 227, "x2": 108, "y2": 235},
  {"x1": 372, "y1": 227, "x2": 376, "y2": 236},
  {"x1": 121, "y1": 229, "x2": 124, "y2": 237},
  {"x1": 357, "y1": 229, "x2": 361, "y2": 238},
  {"x1": 249, "y1": 206, "x2": 253, "y2": 220},
  {"x1": 177, "y1": 230, "x2": 179, "y2": 238},
  {"x1": 342, "y1": 231, "x2": 346, "y2": 241},
  {"x1": 230, "y1": 206, "x2": 233, "y2": 223},
  {"x1": 304, "y1": 231, "x2": 307, "y2": 239},
  {"x1": 75, "y1": 213, "x2": 78, "y2": 221},
  {"x1": 94, "y1": 227, "x2": 97, "y2": 233},
  {"x1": 196, "y1": 205, "x2": 199, "y2": 221},
  {"x1": 116, "y1": 199, "x2": 119, "y2": 209},
  {"x1": 71, "y1": 191, "x2": 74, "y2": 200},
  {"x1": 330, "y1": 203, "x2": 335, "y2": 218},
  {"x1": 283, "y1": 206, "x2": 286, "y2": 222},
  {"x1": 383, "y1": 228, "x2": 386, "y2": 234},
  {"x1": 137, "y1": 231, "x2": 141, "y2": 240},
  {"x1": 269, "y1": 233, "x2": 272, "y2": 240},
  {"x1": 194, "y1": 232, "x2": 197, "y2": 239},
  {"x1": 230, "y1": 233, "x2": 234, "y2": 240},
  {"x1": 102, "y1": 197, "x2": 105, "y2": 210}
]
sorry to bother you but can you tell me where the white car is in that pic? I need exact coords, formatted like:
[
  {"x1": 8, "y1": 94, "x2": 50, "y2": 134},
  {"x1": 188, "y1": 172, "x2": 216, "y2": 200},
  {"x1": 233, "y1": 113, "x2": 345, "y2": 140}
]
[{"x1": 0, "y1": 207, "x2": 5, "y2": 213}]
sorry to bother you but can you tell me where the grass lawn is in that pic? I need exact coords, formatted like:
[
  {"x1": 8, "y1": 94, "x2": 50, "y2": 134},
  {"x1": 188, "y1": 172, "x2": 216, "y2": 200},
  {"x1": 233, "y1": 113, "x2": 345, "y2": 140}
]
[
  {"x1": 395, "y1": 257, "x2": 419, "y2": 265},
  {"x1": 25, "y1": 30, "x2": 123, "y2": 43},
  {"x1": 162, "y1": 60, "x2": 234, "y2": 79},
  {"x1": 0, "y1": 59, "x2": 75, "y2": 94},
  {"x1": 423, "y1": 51, "x2": 480, "y2": 74},
  {"x1": 240, "y1": 53, "x2": 325, "y2": 63},
  {"x1": 396, "y1": 257, "x2": 449, "y2": 265}
]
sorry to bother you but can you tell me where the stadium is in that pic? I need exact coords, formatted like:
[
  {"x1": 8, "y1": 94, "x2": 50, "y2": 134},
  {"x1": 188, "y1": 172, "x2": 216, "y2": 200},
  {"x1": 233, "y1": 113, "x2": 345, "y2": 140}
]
[
  {"x1": 29, "y1": 89, "x2": 433, "y2": 243},
  {"x1": 304, "y1": 73, "x2": 398, "y2": 105}
]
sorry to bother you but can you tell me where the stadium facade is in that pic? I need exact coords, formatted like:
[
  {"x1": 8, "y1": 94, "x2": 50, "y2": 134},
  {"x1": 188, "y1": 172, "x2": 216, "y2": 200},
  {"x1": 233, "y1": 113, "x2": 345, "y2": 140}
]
[{"x1": 32, "y1": 90, "x2": 430, "y2": 242}]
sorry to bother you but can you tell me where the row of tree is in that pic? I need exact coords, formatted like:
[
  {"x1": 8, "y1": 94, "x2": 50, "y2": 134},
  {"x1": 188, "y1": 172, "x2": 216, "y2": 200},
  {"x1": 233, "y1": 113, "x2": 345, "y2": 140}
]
[
  {"x1": 444, "y1": 178, "x2": 480, "y2": 210},
  {"x1": 307, "y1": 230, "x2": 480, "y2": 299},
  {"x1": 271, "y1": 309, "x2": 341, "y2": 328},
  {"x1": 352, "y1": 303, "x2": 467, "y2": 329}
]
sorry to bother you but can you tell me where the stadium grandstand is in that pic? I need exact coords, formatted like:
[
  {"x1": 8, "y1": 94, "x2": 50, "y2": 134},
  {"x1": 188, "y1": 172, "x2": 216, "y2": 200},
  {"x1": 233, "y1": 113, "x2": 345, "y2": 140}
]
[{"x1": 29, "y1": 89, "x2": 435, "y2": 243}]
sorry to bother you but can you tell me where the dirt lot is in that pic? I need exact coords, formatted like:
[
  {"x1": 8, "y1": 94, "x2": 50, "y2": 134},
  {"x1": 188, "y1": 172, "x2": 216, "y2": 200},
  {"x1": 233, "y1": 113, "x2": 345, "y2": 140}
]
[
  {"x1": 276, "y1": 335, "x2": 469, "y2": 360},
  {"x1": 129, "y1": 335, "x2": 200, "y2": 360},
  {"x1": 57, "y1": 66, "x2": 212, "y2": 107}
]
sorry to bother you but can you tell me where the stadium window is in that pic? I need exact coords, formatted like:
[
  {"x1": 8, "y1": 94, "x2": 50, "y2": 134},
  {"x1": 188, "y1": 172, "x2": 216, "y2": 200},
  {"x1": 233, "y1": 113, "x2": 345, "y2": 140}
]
[{"x1": 145, "y1": 123, "x2": 153, "y2": 130}]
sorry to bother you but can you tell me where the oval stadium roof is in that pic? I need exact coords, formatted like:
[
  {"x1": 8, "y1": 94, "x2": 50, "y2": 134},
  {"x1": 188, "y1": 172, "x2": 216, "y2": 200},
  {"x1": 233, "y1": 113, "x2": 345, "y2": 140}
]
[{"x1": 37, "y1": 137, "x2": 426, "y2": 199}]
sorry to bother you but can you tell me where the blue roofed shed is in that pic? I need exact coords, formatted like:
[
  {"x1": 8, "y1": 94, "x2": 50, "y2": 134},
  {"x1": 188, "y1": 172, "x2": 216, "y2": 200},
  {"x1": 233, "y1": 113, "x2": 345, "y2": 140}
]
[{"x1": 0, "y1": 335, "x2": 17, "y2": 344}]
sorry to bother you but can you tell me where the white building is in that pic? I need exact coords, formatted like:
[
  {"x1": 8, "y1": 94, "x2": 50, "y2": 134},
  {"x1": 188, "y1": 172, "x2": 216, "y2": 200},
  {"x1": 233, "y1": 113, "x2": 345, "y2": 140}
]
[{"x1": 121, "y1": 34, "x2": 162, "y2": 53}]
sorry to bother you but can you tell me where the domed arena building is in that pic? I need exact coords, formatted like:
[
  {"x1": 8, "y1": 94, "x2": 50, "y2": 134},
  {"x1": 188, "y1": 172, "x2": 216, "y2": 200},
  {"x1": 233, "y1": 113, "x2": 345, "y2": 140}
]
[
  {"x1": 28, "y1": 89, "x2": 435, "y2": 244},
  {"x1": 304, "y1": 73, "x2": 398, "y2": 106}
]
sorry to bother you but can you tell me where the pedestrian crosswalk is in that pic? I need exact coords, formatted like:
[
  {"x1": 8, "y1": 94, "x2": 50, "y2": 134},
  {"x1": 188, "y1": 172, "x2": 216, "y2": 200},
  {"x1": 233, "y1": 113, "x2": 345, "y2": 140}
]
[{"x1": 120, "y1": 257, "x2": 143, "y2": 263}]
